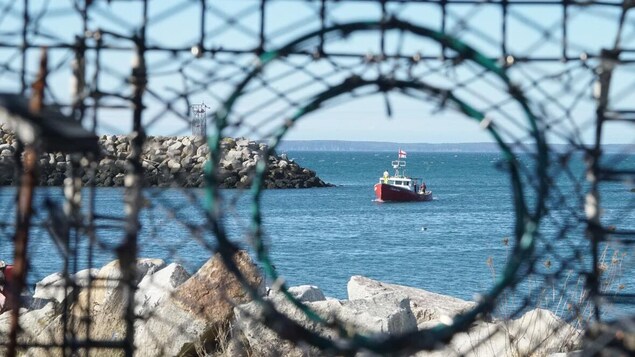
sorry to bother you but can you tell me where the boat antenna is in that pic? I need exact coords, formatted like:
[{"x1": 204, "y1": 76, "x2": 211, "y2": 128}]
[{"x1": 392, "y1": 149, "x2": 407, "y2": 177}]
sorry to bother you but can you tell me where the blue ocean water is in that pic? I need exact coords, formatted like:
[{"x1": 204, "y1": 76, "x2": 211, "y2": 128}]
[
  {"x1": 261, "y1": 151, "x2": 516, "y2": 300},
  {"x1": 0, "y1": 151, "x2": 633, "y2": 309}
]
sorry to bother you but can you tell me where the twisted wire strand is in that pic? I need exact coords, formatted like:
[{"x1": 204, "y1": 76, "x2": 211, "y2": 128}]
[
  {"x1": 206, "y1": 18, "x2": 548, "y2": 354},
  {"x1": 0, "y1": 0, "x2": 632, "y2": 355}
]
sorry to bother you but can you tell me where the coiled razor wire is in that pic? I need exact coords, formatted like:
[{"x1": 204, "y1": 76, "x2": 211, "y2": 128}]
[
  {"x1": 206, "y1": 18, "x2": 549, "y2": 355},
  {"x1": 0, "y1": 0, "x2": 633, "y2": 356}
]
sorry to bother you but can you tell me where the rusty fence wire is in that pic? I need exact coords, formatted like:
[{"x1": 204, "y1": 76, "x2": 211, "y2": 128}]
[{"x1": 0, "y1": 0, "x2": 634, "y2": 356}]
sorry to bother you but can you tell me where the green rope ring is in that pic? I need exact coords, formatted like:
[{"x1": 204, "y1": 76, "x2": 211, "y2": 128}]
[{"x1": 206, "y1": 17, "x2": 548, "y2": 355}]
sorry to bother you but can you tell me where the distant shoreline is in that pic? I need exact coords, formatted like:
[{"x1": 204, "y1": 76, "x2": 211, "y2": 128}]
[{"x1": 278, "y1": 140, "x2": 634, "y2": 153}]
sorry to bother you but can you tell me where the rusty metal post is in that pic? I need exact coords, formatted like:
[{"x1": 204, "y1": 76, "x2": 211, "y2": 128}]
[{"x1": 8, "y1": 46, "x2": 47, "y2": 357}]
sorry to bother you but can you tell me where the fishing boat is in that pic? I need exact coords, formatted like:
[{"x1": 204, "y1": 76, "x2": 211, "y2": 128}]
[{"x1": 373, "y1": 150, "x2": 432, "y2": 202}]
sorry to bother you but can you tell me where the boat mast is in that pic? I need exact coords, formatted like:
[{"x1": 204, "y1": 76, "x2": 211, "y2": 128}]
[{"x1": 391, "y1": 156, "x2": 406, "y2": 178}]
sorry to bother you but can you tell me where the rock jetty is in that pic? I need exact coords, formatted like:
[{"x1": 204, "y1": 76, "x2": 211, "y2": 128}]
[
  {"x1": 0, "y1": 255, "x2": 583, "y2": 357},
  {"x1": 0, "y1": 123, "x2": 331, "y2": 189}
]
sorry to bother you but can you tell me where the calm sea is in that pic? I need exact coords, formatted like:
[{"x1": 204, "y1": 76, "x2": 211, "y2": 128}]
[{"x1": 1, "y1": 151, "x2": 633, "y2": 311}]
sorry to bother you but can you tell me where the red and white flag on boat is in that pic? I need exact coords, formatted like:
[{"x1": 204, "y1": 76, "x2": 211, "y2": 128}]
[{"x1": 398, "y1": 149, "x2": 407, "y2": 159}]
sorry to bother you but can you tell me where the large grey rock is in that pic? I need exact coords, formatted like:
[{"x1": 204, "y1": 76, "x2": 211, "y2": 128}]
[
  {"x1": 0, "y1": 308, "x2": 28, "y2": 337},
  {"x1": 73, "y1": 258, "x2": 165, "y2": 316},
  {"x1": 414, "y1": 308, "x2": 581, "y2": 356},
  {"x1": 196, "y1": 144, "x2": 209, "y2": 157},
  {"x1": 167, "y1": 159, "x2": 182, "y2": 173},
  {"x1": 73, "y1": 268, "x2": 98, "y2": 285},
  {"x1": 23, "y1": 260, "x2": 197, "y2": 356},
  {"x1": 348, "y1": 275, "x2": 475, "y2": 327},
  {"x1": 168, "y1": 141, "x2": 183, "y2": 152},
  {"x1": 506, "y1": 308, "x2": 582, "y2": 356},
  {"x1": 413, "y1": 320, "x2": 511, "y2": 357},
  {"x1": 220, "y1": 137, "x2": 236, "y2": 150},
  {"x1": 0, "y1": 303, "x2": 63, "y2": 356},
  {"x1": 33, "y1": 272, "x2": 66, "y2": 304},
  {"x1": 50, "y1": 259, "x2": 166, "y2": 353},
  {"x1": 225, "y1": 149, "x2": 244, "y2": 162},
  {"x1": 182, "y1": 143, "x2": 195, "y2": 156},
  {"x1": 221, "y1": 158, "x2": 242, "y2": 171},
  {"x1": 134, "y1": 262, "x2": 191, "y2": 317},
  {"x1": 288, "y1": 285, "x2": 326, "y2": 302},
  {"x1": 134, "y1": 251, "x2": 262, "y2": 356},
  {"x1": 19, "y1": 302, "x2": 60, "y2": 337},
  {"x1": 236, "y1": 138, "x2": 250, "y2": 147},
  {"x1": 32, "y1": 268, "x2": 99, "y2": 306},
  {"x1": 234, "y1": 292, "x2": 417, "y2": 357},
  {"x1": 240, "y1": 147, "x2": 252, "y2": 158},
  {"x1": 341, "y1": 293, "x2": 417, "y2": 335}
]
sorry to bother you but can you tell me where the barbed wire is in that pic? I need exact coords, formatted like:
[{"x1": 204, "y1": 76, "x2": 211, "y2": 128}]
[{"x1": 0, "y1": 0, "x2": 633, "y2": 356}]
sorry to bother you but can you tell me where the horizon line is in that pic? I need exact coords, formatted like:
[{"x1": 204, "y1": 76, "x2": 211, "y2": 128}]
[{"x1": 280, "y1": 139, "x2": 633, "y2": 146}]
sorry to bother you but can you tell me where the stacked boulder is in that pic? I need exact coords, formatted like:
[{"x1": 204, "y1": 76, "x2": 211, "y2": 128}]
[
  {"x1": 0, "y1": 263, "x2": 583, "y2": 356},
  {"x1": 0, "y1": 124, "x2": 17, "y2": 185},
  {"x1": 231, "y1": 276, "x2": 583, "y2": 356},
  {"x1": 0, "y1": 124, "x2": 331, "y2": 188},
  {"x1": 0, "y1": 251, "x2": 263, "y2": 356},
  {"x1": 216, "y1": 137, "x2": 330, "y2": 189}
]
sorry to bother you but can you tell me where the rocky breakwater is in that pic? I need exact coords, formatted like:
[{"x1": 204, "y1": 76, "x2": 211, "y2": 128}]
[
  {"x1": 0, "y1": 123, "x2": 331, "y2": 188},
  {"x1": 0, "y1": 261, "x2": 584, "y2": 357},
  {"x1": 213, "y1": 137, "x2": 331, "y2": 189}
]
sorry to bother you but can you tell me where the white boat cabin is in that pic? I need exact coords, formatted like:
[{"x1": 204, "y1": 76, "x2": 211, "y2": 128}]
[
  {"x1": 378, "y1": 160, "x2": 424, "y2": 192},
  {"x1": 378, "y1": 175, "x2": 415, "y2": 189}
]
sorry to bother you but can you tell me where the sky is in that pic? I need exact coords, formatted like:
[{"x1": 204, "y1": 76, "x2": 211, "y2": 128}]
[{"x1": 0, "y1": 0, "x2": 634, "y2": 145}]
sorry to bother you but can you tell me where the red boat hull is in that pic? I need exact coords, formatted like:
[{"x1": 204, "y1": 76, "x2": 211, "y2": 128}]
[{"x1": 374, "y1": 183, "x2": 433, "y2": 202}]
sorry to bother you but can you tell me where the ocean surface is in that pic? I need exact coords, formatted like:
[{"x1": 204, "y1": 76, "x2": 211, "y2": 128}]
[{"x1": 0, "y1": 151, "x2": 633, "y2": 315}]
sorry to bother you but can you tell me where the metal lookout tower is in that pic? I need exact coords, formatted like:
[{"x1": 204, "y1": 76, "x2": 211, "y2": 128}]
[{"x1": 191, "y1": 102, "x2": 210, "y2": 137}]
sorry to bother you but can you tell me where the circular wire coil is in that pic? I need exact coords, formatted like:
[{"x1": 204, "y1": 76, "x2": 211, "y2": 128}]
[{"x1": 206, "y1": 18, "x2": 549, "y2": 356}]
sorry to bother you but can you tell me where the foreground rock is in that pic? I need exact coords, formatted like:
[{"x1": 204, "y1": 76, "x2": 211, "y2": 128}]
[
  {"x1": 0, "y1": 124, "x2": 331, "y2": 188},
  {"x1": 415, "y1": 308, "x2": 582, "y2": 356},
  {"x1": 134, "y1": 251, "x2": 263, "y2": 356},
  {"x1": 0, "y1": 302, "x2": 61, "y2": 356},
  {"x1": 234, "y1": 289, "x2": 417, "y2": 356},
  {"x1": 348, "y1": 275, "x2": 476, "y2": 328},
  {"x1": 288, "y1": 285, "x2": 326, "y2": 302},
  {"x1": 0, "y1": 252, "x2": 262, "y2": 356},
  {"x1": 230, "y1": 277, "x2": 582, "y2": 357},
  {"x1": 1, "y1": 266, "x2": 583, "y2": 357},
  {"x1": 134, "y1": 262, "x2": 191, "y2": 317}
]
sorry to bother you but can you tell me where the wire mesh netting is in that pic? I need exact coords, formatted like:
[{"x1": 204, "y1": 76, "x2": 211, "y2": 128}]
[{"x1": 0, "y1": 0, "x2": 634, "y2": 356}]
